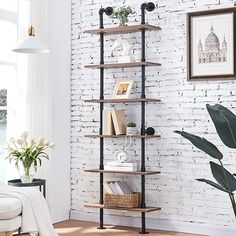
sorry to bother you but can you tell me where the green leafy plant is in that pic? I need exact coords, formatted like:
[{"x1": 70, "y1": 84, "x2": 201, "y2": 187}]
[
  {"x1": 127, "y1": 122, "x2": 136, "y2": 127},
  {"x1": 174, "y1": 104, "x2": 236, "y2": 218},
  {"x1": 111, "y1": 6, "x2": 136, "y2": 26},
  {"x1": 3, "y1": 132, "x2": 55, "y2": 178}
]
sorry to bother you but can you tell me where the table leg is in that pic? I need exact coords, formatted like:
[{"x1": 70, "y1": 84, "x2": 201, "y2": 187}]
[{"x1": 43, "y1": 184, "x2": 46, "y2": 198}]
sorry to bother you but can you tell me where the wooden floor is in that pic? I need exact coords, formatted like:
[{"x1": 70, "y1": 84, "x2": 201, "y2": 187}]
[{"x1": 54, "y1": 220, "x2": 203, "y2": 236}]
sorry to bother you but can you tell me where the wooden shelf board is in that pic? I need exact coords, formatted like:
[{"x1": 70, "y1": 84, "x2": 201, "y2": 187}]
[
  {"x1": 85, "y1": 61, "x2": 161, "y2": 69},
  {"x1": 84, "y1": 134, "x2": 161, "y2": 139},
  {"x1": 85, "y1": 203, "x2": 161, "y2": 212},
  {"x1": 84, "y1": 98, "x2": 161, "y2": 103},
  {"x1": 84, "y1": 24, "x2": 161, "y2": 35},
  {"x1": 84, "y1": 169, "x2": 161, "y2": 175}
]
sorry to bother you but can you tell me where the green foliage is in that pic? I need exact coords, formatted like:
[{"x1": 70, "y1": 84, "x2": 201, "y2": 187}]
[
  {"x1": 175, "y1": 104, "x2": 236, "y2": 219},
  {"x1": 174, "y1": 131, "x2": 223, "y2": 160},
  {"x1": 127, "y1": 122, "x2": 136, "y2": 127},
  {"x1": 207, "y1": 104, "x2": 236, "y2": 148},
  {"x1": 111, "y1": 6, "x2": 136, "y2": 26}
]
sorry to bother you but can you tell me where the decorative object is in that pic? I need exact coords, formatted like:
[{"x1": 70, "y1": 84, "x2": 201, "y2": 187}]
[
  {"x1": 111, "y1": 35, "x2": 134, "y2": 63},
  {"x1": 104, "y1": 192, "x2": 140, "y2": 208},
  {"x1": 126, "y1": 122, "x2": 138, "y2": 135},
  {"x1": 145, "y1": 127, "x2": 155, "y2": 135},
  {"x1": 111, "y1": 110, "x2": 127, "y2": 134},
  {"x1": 187, "y1": 8, "x2": 236, "y2": 80},
  {"x1": 111, "y1": 6, "x2": 136, "y2": 26},
  {"x1": 104, "y1": 161, "x2": 138, "y2": 172},
  {"x1": 13, "y1": 0, "x2": 49, "y2": 54},
  {"x1": 175, "y1": 104, "x2": 236, "y2": 219},
  {"x1": 114, "y1": 150, "x2": 129, "y2": 163},
  {"x1": 4, "y1": 132, "x2": 55, "y2": 183},
  {"x1": 112, "y1": 80, "x2": 134, "y2": 99}
]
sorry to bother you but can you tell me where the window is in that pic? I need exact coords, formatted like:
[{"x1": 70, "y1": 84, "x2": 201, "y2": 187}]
[{"x1": 0, "y1": 0, "x2": 18, "y2": 182}]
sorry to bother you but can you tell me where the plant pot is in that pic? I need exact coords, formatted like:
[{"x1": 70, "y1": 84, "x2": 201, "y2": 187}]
[
  {"x1": 18, "y1": 164, "x2": 37, "y2": 183},
  {"x1": 126, "y1": 127, "x2": 138, "y2": 135}
]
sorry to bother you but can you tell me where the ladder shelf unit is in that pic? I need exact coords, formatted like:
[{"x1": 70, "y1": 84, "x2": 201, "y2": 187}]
[{"x1": 84, "y1": 3, "x2": 161, "y2": 234}]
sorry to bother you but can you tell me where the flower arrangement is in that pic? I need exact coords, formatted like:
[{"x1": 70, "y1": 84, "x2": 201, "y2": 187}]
[
  {"x1": 3, "y1": 132, "x2": 55, "y2": 183},
  {"x1": 111, "y1": 6, "x2": 136, "y2": 26}
]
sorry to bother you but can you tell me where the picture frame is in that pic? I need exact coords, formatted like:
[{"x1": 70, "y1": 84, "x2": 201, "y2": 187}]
[
  {"x1": 187, "y1": 7, "x2": 236, "y2": 81},
  {"x1": 112, "y1": 80, "x2": 134, "y2": 99}
]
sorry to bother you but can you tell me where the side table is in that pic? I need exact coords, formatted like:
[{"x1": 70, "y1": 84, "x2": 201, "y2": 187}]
[{"x1": 8, "y1": 179, "x2": 46, "y2": 198}]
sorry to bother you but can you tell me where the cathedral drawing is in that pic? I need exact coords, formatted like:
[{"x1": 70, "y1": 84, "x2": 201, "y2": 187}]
[{"x1": 197, "y1": 25, "x2": 227, "y2": 64}]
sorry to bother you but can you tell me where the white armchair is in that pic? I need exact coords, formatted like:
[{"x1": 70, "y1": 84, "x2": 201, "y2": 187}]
[{"x1": 0, "y1": 197, "x2": 22, "y2": 236}]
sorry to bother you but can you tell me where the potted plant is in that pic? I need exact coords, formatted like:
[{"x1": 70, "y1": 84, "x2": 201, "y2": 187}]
[
  {"x1": 111, "y1": 6, "x2": 136, "y2": 26},
  {"x1": 175, "y1": 104, "x2": 236, "y2": 219},
  {"x1": 3, "y1": 131, "x2": 55, "y2": 183},
  {"x1": 126, "y1": 122, "x2": 138, "y2": 135}
]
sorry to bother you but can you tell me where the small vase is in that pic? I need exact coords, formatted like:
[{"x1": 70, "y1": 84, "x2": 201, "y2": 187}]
[
  {"x1": 19, "y1": 164, "x2": 37, "y2": 183},
  {"x1": 126, "y1": 127, "x2": 138, "y2": 135}
]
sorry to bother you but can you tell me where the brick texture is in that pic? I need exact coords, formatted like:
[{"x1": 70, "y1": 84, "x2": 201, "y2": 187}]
[{"x1": 71, "y1": 0, "x2": 236, "y2": 229}]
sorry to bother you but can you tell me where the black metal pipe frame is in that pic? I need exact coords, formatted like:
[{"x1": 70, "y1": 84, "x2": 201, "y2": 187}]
[
  {"x1": 140, "y1": 2, "x2": 155, "y2": 234},
  {"x1": 98, "y1": 7, "x2": 113, "y2": 230},
  {"x1": 96, "y1": 3, "x2": 155, "y2": 233}
]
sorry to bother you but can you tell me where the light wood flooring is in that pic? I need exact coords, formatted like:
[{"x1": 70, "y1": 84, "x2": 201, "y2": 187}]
[{"x1": 54, "y1": 220, "x2": 204, "y2": 236}]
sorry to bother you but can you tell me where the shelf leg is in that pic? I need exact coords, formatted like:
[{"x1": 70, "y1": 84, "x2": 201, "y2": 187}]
[
  {"x1": 139, "y1": 212, "x2": 149, "y2": 234},
  {"x1": 97, "y1": 209, "x2": 106, "y2": 229}
]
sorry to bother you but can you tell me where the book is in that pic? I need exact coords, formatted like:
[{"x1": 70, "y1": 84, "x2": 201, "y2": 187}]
[
  {"x1": 104, "y1": 165, "x2": 138, "y2": 172},
  {"x1": 103, "y1": 182, "x2": 114, "y2": 194},
  {"x1": 111, "y1": 110, "x2": 127, "y2": 135},
  {"x1": 108, "y1": 182, "x2": 119, "y2": 194},
  {"x1": 103, "y1": 110, "x2": 115, "y2": 135},
  {"x1": 116, "y1": 182, "x2": 133, "y2": 194},
  {"x1": 113, "y1": 182, "x2": 124, "y2": 195},
  {"x1": 106, "y1": 161, "x2": 137, "y2": 167}
]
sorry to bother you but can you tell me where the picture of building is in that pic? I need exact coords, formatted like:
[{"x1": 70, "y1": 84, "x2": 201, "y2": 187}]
[{"x1": 197, "y1": 25, "x2": 227, "y2": 64}]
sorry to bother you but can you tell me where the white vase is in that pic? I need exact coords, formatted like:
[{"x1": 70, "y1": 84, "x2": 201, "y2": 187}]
[
  {"x1": 126, "y1": 127, "x2": 138, "y2": 135},
  {"x1": 18, "y1": 164, "x2": 37, "y2": 183}
]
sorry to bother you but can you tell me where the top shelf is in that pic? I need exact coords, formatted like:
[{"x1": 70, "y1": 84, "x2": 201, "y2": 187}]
[{"x1": 84, "y1": 24, "x2": 161, "y2": 35}]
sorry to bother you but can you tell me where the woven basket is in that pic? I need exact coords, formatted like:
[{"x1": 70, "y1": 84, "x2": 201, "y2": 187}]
[{"x1": 104, "y1": 192, "x2": 141, "y2": 208}]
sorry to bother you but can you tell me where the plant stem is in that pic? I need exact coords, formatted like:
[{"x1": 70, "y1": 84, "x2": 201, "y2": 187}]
[{"x1": 229, "y1": 193, "x2": 236, "y2": 219}]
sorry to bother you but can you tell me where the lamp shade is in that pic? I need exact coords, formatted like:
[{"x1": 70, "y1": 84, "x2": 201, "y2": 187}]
[{"x1": 13, "y1": 26, "x2": 49, "y2": 54}]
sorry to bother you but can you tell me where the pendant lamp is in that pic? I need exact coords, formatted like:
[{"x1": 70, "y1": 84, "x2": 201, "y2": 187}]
[{"x1": 13, "y1": 1, "x2": 49, "y2": 54}]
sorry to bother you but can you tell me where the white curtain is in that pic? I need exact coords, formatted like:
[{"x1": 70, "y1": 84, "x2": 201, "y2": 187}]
[{"x1": 7, "y1": 0, "x2": 51, "y2": 180}]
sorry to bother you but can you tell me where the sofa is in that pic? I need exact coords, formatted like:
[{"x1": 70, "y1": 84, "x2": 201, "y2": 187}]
[{"x1": 0, "y1": 197, "x2": 22, "y2": 236}]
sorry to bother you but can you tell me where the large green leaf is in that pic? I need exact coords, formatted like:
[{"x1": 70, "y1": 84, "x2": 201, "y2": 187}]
[
  {"x1": 174, "y1": 130, "x2": 223, "y2": 160},
  {"x1": 210, "y1": 161, "x2": 236, "y2": 192},
  {"x1": 207, "y1": 104, "x2": 236, "y2": 148},
  {"x1": 197, "y1": 178, "x2": 230, "y2": 193}
]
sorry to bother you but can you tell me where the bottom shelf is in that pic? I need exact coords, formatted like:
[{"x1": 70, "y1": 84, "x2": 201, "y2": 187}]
[{"x1": 85, "y1": 203, "x2": 161, "y2": 213}]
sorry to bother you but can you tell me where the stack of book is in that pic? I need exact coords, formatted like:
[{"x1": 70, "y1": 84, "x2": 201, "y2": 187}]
[
  {"x1": 103, "y1": 109, "x2": 127, "y2": 135},
  {"x1": 104, "y1": 161, "x2": 138, "y2": 172},
  {"x1": 103, "y1": 181, "x2": 133, "y2": 195}
]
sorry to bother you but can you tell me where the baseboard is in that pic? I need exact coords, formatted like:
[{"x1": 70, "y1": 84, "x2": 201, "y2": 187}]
[{"x1": 70, "y1": 210, "x2": 236, "y2": 236}]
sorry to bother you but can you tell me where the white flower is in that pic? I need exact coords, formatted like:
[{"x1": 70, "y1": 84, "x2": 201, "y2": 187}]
[
  {"x1": 17, "y1": 139, "x2": 23, "y2": 145},
  {"x1": 48, "y1": 143, "x2": 55, "y2": 148},
  {"x1": 38, "y1": 136, "x2": 45, "y2": 146},
  {"x1": 44, "y1": 140, "x2": 50, "y2": 146},
  {"x1": 31, "y1": 138, "x2": 36, "y2": 144},
  {"x1": 9, "y1": 137, "x2": 15, "y2": 143},
  {"x1": 21, "y1": 131, "x2": 29, "y2": 140}
]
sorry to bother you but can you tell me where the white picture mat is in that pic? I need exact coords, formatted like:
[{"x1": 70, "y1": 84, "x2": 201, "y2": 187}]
[{"x1": 191, "y1": 13, "x2": 234, "y2": 77}]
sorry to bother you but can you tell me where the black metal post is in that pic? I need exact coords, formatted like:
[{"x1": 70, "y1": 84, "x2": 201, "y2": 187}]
[
  {"x1": 140, "y1": 2, "x2": 155, "y2": 234},
  {"x1": 98, "y1": 7, "x2": 113, "y2": 230}
]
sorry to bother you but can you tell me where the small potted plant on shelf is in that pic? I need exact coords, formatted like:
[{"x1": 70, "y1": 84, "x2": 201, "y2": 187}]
[
  {"x1": 3, "y1": 132, "x2": 55, "y2": 183},
  {"x1": 111, "y1": 6, "x2": 136, "y2": 26},
  {"x1": 126, "y1": 122, "x2": 138, "y2": 135}
]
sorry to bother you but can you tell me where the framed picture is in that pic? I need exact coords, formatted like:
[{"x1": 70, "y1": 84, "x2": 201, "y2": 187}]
[
  {"x1": 187, "y1": 7, "x2": 236, "y2": 81},
  {"x1": 112, "y1": 80, "x2": 134, "y2": 99}
]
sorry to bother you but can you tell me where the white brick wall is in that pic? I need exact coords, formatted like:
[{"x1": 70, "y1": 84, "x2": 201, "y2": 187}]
[{"x1": 71, "y1": 0, "x2": 236, "y2": 234}]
